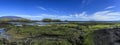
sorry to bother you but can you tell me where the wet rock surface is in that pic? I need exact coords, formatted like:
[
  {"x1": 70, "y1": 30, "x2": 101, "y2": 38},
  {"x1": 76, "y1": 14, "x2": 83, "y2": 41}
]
[{"x1": 93, "y1": 28, "x2": 120, "y2": 45}]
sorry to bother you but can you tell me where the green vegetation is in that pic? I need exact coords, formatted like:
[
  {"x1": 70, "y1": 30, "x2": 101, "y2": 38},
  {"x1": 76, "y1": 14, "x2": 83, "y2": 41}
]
[
  {"x1": 7, "y1": 25, "x2": 80, "y2": 39},
  {"x1": 0, "y1": 22, "x2": 120, "y2": 45},
  {"x1": 57, "y1": 22, "x2": 120, "y2": 45},
  {"x1": 42, "y1": 18, "x2": 61, "y2": 22},
  {"x1": 1, "y1": 24, "x2": 80, "y2": 45}
]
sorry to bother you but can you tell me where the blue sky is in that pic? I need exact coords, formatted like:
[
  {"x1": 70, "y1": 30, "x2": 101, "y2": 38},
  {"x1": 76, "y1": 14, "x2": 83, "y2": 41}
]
[{"x1": 0, "y1": 0, "x2": 120, "y2": 21}]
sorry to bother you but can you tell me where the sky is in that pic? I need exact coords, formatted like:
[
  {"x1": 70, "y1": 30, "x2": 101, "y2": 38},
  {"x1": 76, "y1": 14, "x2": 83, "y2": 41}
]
[{"x1": 0, "y1": 0, "x2": 120, "y2": 21}]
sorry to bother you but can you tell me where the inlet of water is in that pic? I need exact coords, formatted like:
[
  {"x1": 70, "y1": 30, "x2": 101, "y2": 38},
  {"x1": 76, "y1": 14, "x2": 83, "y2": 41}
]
[{"x1": 0, "y1": 28, "x2": 11, "y2": 40}]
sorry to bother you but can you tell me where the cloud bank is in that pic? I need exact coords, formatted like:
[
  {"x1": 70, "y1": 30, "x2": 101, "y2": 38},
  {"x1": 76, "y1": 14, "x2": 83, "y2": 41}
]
[{"x1": 0, "y1": 10, "x2": 120, "y2": 21}]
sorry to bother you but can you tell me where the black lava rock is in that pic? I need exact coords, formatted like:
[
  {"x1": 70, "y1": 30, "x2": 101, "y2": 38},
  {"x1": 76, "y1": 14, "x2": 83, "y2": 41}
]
[{"x1": 93, "y1": 28, "x2": 120, "y2": 45}]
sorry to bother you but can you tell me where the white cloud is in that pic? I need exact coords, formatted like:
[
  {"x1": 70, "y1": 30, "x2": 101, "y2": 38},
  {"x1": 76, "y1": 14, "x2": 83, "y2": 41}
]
[
  {"x1": 37, "y1": 6, "x2": 47, "y2": 10},
  {"x1": 82, "y1": 0, "x2": 92, "y2": 5},
  {"x1": 1, "y1": 10, "x2": 120, "y2": 21},
  {"x1": 37, "y1": 7, "x2": 60, "y2": 14},
  {"x1": 105, "y1": 6, "x2": 115, "y2": 9},
  {"x1": 71, "y1": 10, "x2": 120, "y2": 21}
]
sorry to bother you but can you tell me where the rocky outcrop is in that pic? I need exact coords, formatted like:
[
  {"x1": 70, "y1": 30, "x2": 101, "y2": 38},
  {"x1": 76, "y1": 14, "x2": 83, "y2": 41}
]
[{"x1": 93, "y1": 28, "x2": 120, "y2": 45}]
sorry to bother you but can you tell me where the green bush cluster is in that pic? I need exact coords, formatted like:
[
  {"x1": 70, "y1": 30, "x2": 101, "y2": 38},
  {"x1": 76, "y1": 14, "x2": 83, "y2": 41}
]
[{"x1": 5, "y1": 25, "x2": 81, "y2": 45}]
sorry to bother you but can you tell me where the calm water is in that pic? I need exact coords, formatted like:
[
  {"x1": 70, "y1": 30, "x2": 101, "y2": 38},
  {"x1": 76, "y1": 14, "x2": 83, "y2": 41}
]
[
  {"x1": 9, "y1": 22, "x2": 69, "y2": 26},
  {"x1": 0, "y1": 28, "x2": 11, "y2": 39},
  {"x1": 35, "y1": 22, "x2": 69, "y2": 25}
]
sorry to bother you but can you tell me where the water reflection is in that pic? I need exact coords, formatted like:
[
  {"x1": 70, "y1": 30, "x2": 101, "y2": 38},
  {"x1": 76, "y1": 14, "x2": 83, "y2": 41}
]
[{"x1": 0, "y1": 28, "x2": 11, "y2": 40}]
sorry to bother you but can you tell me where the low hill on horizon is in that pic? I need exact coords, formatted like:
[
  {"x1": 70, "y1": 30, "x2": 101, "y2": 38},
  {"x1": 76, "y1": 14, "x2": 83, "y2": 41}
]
[{"x1": 0, "y1": 16, "x2": 30, "y2": 22}]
